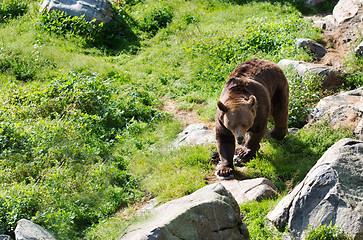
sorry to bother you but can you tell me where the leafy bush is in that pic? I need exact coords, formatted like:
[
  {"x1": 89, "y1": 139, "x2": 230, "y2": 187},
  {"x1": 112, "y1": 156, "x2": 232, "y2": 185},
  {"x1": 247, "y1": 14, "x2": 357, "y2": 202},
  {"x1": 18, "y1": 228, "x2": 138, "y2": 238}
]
[
  {"x1": 0, "y1": 73, "x2": 162, "y2": 238},
  {"x1": 286, "y1": 69, "x2": 327, "y2": 128},
  {"x1": 38, "y1": 7, "x2": 137, "y2": 50},
  {"x1": 0, "y1": 0, "x2": 28, "y2": 22},
  {"x1": 38, "y1": 10, "x2": 103, "y2": 39},
  {"x1": 305, "y1": 223, "x2": 353, "y2": 240},
  {"x1": 136, "y1": 4, "x2": 173, "y2": 36}
]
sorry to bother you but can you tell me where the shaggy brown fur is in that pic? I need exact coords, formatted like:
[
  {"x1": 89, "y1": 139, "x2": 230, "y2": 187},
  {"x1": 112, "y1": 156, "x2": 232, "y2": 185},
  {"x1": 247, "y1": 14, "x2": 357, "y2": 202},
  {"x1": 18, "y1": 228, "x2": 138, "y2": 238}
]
[{"x1": 215, "y1": 59, "x2": 289, "y2": 179}]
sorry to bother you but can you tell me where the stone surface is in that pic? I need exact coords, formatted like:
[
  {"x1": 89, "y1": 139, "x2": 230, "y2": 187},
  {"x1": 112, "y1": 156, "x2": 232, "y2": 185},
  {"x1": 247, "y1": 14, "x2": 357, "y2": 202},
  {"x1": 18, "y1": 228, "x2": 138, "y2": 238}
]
[
  {"x1": 333, "y1": 0, "x2": 360, "y2": 24},
  {"x1": 296, "y1": 38, "x2": 327, "y2": 58},
  {"x1": 40, "y1": 0, "x2": 113, "y2": 23},
  {"x1": 15, "y1": 219, "x2": 56, "y2": 240},
  {"x1": 278, "y1": 59, "x2": 344, "y2": 90},
  {"x1": 220, "y1": 178, "x2": 277, "y2": 204},
  {"x1": 175, "y1": 123, "x2": 215, "y2": 146},
  {"x1": 267, "y1": 138, "x2": 363, "y2": 240},
  {"x1": 305, "y1": 0, "x2": 327, "y2": 7},
  {"x1": 121, "y1": 183, "x2": 249, "y2": 240},
  {"x1": 309, "y1": 87, "x2": 363, "y2": 138}
]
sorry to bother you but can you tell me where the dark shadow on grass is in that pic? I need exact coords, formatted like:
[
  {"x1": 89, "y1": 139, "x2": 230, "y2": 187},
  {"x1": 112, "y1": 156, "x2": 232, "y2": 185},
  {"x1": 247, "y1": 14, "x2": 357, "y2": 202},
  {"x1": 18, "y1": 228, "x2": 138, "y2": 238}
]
[
  {"x1": 248, "y1": 132, "x2": 321, "y2": 192},
  {"x1": 89, "y1": 8, "x2": 140, "y2": 55}
]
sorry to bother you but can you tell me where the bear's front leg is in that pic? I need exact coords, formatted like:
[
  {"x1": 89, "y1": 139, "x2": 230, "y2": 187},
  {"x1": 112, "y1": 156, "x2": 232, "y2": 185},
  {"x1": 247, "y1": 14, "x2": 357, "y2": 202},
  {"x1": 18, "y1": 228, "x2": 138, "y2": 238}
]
[
  {"x1": 239, "y1": 129, "x2": 265, "y2": 162},
  {"x1": 215, "y1": 128, "x2": 235, "y2": 179}
]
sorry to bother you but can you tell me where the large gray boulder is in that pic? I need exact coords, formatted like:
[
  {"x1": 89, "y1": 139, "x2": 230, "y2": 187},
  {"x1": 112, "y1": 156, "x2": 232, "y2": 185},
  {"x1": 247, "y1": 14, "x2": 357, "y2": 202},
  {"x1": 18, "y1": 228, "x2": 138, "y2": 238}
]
[
  {"x1": 278, "y1": 59, "x2": 344, "y2": 90},
  {"x1": 333, "y1": 0, "x2": 361, "y2": 24},
  {"x1": 121, "y1": 183, "x2": 249, "y2": 240},
  {"x1": 40, "y1": 0, "x2": 113, "y2": 23},
  {"x1": 15, "y1": 219, "x2": 56, "y2": 240},
  {"x1": 267, "y1": 138, "x2": 363, "y2": 240},
  {"x1": 309, "y1": 87, "x2": 363, "y2": 139}
]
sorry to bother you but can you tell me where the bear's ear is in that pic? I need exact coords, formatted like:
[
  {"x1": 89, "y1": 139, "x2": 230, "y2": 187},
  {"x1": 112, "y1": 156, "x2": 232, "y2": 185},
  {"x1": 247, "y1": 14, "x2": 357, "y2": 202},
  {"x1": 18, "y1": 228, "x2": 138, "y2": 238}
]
[
  {"x1": 248, "y1": 96, "x2": 257, "y2": 110},
  {"x1": 217, "y1": 101, "x2": 228, "y2": 113}
]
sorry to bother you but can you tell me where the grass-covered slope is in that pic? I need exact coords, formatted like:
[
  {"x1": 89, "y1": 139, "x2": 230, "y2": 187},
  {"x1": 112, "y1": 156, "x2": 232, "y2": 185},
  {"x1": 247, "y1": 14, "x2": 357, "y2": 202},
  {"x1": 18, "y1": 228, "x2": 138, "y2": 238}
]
[{"x1": 0, "y1": 0, "x2": 359, "y2": 239}]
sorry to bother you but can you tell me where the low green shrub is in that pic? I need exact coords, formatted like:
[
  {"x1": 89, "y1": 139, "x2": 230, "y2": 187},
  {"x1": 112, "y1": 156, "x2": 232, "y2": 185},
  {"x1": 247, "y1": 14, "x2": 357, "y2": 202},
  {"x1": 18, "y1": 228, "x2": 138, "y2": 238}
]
[
  {"x1": 0, "y1": 72, "x2": 163, "y2": 238},
  {"x1": 305, "y1": 223, "x2": 353, "y2": 240},
  {"x1": 0, "y1": 0, "x2": 28, "y2": 22},
  {"x1": 134, "y1": 3, "x2": 173, "y2": 36},
  {"x1": 38, "y1": 10, "x2": 104, "y2": 40},
  {"x1": 286, "y1": 69, "x2": 327, "y2": 128},
  {"x1": 37, "y1": 7, "x2": 137, "y2": 50},
  {"x1": 0, "y1": 46, "x2": 53, "y2": 81}
]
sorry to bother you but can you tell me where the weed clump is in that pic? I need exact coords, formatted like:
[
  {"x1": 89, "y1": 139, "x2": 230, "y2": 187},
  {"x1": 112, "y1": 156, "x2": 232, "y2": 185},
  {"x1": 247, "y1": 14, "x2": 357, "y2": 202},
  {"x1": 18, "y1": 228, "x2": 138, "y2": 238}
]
[
  {"x1": 0, "y1": 0, "x2": 28, "y2": 22},
  {"x1": 305, "y1": 223, "x2": 353, "y2": 240}
]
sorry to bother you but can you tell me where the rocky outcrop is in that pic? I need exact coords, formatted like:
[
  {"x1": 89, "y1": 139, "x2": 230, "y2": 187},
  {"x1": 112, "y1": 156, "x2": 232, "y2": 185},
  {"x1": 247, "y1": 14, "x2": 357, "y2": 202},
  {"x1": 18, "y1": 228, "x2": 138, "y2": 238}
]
[
  {"x1": 309, "y1": 87, "x2": 363, "y2": 139},
  {"x1": 278, "y1": 59, "x2": 344, "y2": 90},
  {"x1": 175, "y1": 123, "x2": 215, "y2": 146},
  {"x1": 267, "y1": 138, "x2": 363, "y2": 240},
  {"x1": 40, "y1": 0, "x2": 114, "y2": 23},
  {"x1": 333, "y1": 0, "x2": 360, "y2": 24},
  {"x1": 121, "y1": 183, "x2": 249, "y2": 240},
  {"x1": 220, "y1": 178, "x2": 277, "y2": 205},
  {"x1": 296, "y1": 38, "x2": 327, "y2": 58},
  {"x1": 15, "y1": 219, "x2": 56, "y2": 240}
]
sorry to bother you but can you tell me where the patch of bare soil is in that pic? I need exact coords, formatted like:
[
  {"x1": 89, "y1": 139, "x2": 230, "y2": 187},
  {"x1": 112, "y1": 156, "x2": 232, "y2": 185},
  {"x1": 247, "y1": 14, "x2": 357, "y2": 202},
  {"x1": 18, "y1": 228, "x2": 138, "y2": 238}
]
[
  {"x1": 160, "y1": 100, "x2": 204, "y2": 126},
  {"x1": 307, "y1": 10, "x2": 363, "y2": 69}
]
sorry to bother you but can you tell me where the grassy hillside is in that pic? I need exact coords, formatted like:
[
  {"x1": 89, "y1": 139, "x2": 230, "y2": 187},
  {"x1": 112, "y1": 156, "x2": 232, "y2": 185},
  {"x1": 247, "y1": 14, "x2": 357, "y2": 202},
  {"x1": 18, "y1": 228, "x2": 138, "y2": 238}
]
[{"x1": 0, "y1": 0, "x2": 359, "y2": 239}]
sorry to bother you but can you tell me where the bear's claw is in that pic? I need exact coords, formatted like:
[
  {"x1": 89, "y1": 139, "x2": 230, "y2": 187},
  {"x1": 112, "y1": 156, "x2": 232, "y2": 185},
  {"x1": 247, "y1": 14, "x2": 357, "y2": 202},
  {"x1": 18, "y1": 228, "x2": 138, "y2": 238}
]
[{"x1": 215, "y1": 171, "x2": 234, "y2": 180}]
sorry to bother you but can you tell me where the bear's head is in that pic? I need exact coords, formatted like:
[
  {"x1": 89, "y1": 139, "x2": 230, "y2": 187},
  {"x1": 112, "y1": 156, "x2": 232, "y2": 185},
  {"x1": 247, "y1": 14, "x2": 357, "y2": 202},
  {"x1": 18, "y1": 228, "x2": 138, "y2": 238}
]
[{"x1": 217, "y1": 95, "x2": 257, "y2": 145}]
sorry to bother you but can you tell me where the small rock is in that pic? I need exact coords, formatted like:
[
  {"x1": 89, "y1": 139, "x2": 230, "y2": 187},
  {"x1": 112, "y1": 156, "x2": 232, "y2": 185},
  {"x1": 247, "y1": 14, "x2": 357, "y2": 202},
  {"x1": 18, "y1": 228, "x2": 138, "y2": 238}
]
[
  {"x1": 296, "y1": 38, "x2": 327, "y2": 58},
  {"x1": 15, "y1": 219, "x2": 56, "y2": 240},
  {"x1": 220, "y1": 178, "x2": 278, "y2": 204},
  {"x1": 0, "y1": 235, "x2": 11, "y2": 240},
  {"x1": 175, "y1": 123, "x2": 215, "y2": 146}
]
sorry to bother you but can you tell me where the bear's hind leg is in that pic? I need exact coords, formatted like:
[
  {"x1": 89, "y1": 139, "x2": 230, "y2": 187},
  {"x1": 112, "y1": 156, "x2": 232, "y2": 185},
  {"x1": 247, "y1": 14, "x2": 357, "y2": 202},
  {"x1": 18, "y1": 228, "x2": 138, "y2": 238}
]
[{"x1": 270, "y1": 87, "x2": 288, "y2": 140}]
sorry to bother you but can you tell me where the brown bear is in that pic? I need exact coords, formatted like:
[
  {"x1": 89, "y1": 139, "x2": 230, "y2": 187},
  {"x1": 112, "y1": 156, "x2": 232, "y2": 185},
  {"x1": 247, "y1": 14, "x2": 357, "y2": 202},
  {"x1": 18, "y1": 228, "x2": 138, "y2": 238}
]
[{"x1": 215, "y1": 59, "x2": 289, "y2": 179}]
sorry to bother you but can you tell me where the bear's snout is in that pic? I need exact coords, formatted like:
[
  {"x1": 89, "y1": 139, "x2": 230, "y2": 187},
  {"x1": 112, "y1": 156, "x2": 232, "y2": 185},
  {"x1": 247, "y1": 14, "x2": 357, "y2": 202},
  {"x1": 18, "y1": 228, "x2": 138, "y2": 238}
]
[{"x1": 236, "y1": 136, "x2": 244, "y2": 145}]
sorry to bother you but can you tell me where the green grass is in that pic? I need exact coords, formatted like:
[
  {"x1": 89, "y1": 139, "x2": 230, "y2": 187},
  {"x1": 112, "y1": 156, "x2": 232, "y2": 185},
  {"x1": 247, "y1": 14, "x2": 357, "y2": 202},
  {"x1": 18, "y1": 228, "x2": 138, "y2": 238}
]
[{"x1": 0, "y1": 0, "x2": 358, "y2": 239}]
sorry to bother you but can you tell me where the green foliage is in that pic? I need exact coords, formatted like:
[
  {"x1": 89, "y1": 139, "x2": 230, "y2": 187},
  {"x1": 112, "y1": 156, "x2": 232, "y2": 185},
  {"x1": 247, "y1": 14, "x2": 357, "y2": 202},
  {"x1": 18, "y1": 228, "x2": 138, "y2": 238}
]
[
  {"x1": 37, "y1": 7, "x2": 138, "y2": 51},
  {"x1": 135, "y1": 3, "x2": 173, "y2": 36},
  {"x1": 0, "y1": 45, "x2": 53, "y2": 81},
  {"x1": 340, "y1": 70, "x2": 363, "y2": 90},
  {"x1": 305, "y1": 223, "x2": 353, "y2": 240},
  {"x1": 286, "y1": 69, "x2": 327, "y2": 128},
  {"x1": 240, "y1": 199, "x2": 285, "y2": 240},
  {"x1": 0, "y1": 73, "x2": 162, "y2": 238},
  {"x1": 0, "y1": 0, "x2": 28, "y2": 22},
  {"x1": 38, "y1": 10, "x2": 104, "y2": 40}
]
